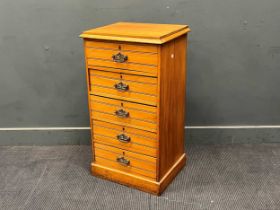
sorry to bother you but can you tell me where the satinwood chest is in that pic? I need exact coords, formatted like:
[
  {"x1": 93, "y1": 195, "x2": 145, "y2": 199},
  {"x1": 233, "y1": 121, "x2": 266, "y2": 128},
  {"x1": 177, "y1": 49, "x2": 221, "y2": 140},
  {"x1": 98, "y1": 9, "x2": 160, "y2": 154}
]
[{"x1": 80, "y1": 22, "x2": 190, "y2": 195}]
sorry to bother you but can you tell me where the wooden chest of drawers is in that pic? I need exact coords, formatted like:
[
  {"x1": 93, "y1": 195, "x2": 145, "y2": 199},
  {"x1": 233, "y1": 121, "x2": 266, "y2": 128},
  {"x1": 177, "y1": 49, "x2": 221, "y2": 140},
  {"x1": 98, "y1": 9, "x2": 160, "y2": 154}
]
[{"x1": 80, "y1": 22, "x2": 190, "y2": 195}]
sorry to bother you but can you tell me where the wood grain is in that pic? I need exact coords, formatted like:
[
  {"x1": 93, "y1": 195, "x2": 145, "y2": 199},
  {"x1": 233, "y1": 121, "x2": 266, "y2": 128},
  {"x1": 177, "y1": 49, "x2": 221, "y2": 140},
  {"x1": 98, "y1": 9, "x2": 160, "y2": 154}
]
[
  {"x1": 91, "y1": 163, "x2": 160, "y2": 194},
  {"x1": 93, "y1": 142, "x2": 156, "y2": 179},
  {"x1": 94, "y1": 142, "x2": 156, "y2": 163},
  {"x1": 89, "y1": 69, "x2": 157, "y2": 84},
  {"x1": 86, "y1": 48, "x2": 158, "y2": 66},
  {"x1": 90, "y1": 85, "x2": 157, "y2": 106},
  {"x1": 91, "y1": 153, "x2": 186, "y2": 195},
  {"x1": 89, "y1": 70, "x2": 158, "y2": 106},
  {"x1": 85, "y1": 40, "x2": 158, "y2": 53},
  {"x1": 92, "y1": 120, "x2": 157, "y2": 156},
  {"x1": 94, "y1": 147, "x2": 156, "y2": 172},
  {"x1": 158, "y1": 35, "x2": 187, "y2": 179},
  {"x1": 90, "y1": 95, "x2": 157, "y2": 132},
  {"x1": 88, "y1": 66, "x2": 157, "y2": 77},
  {"x1": 81, "y1": 22, "x2": 190, "y2": 195},
  {"x1": 89, "y1": 71, "x2": 157, "y2": 95},
  {"x1": 90, "y1": 95, "x2": 157, "y2": 123},
  {"x1": 80, "y1": 22, "x2": 190, "y2": 44},
  {"x1": 87, "y1": 58, "x2": 158, "y2": 74},
  {"x1": 92, "y1": 120, "x2": 157, "y2": 140}
]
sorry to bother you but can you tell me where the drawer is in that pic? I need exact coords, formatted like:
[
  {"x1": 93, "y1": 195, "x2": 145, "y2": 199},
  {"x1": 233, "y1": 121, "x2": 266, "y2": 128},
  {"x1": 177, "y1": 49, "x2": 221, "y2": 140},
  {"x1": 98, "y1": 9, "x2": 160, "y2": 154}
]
[
  {"x1": 85, "y1": 40, "x2": 158, "y2": 76},
  {"x1": 93, "y1": 142, "x2": 156, "y2": 180},
  {"x1": 90, "y1": 95, "x2": 157, "y2": 132},
  {"x1": 92, "y1": 120, "x2": 158, "y2": 157},
  {"x1": 86, "y1": 48, "x2": 158, "y2": 66},
  {"x1": 85, "y1": 40, "x2": 158, "y2": 53},
  {"x1": 89, "y1": 69, "x2": 158, "y2": 106}
]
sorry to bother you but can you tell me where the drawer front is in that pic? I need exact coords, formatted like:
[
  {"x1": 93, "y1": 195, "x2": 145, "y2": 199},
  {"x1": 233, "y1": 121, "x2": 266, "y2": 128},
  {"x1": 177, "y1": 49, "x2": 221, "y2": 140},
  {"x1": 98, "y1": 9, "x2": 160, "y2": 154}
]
[
  {"x1": 89, "y1": 69, "x2": 158, "y2": 106},
  {"x1": 92, "y1": 120, "x2": 157, "y2": 157},
  {"x1": 85, "y1": 40, "x2": 158, "y2": 76},
  {"x1": 86, "y1": 48, "x2": 158, "y2": 66},
  {"x1": 85, "y1": 40, "x2": 158, "y2": 53},
  {"x1": 93, "y1": 142, "x2": 156, "y2": 180},
  {"x1": 90, "y1": 95, "x2": 157, "y2": 132}
]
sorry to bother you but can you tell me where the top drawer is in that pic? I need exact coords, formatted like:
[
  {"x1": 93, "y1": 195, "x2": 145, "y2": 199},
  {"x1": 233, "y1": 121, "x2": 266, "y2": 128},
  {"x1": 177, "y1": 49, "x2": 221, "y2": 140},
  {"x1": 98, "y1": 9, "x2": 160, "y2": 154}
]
[
  {"x1": 85, "y1": 40, "x2": 158, "y2": 77},
  {"x1": 85, "y1": 40, "x2": 158, "y2": 53}
]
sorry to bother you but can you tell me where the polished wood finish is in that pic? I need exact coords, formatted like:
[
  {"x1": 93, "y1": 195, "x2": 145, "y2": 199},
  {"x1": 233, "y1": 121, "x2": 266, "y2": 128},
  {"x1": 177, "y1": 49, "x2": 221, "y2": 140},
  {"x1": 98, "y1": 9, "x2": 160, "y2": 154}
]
[
  {"x1": 80, "y1": 22, "x2": 190, "y2": 44},
  {"x1": 94, "y1": 142, "x2": 156, "y2": 179},
  {"x1": 158, "y1": 35, "x2": 187, "y2": 178},
  {"x1": 81, "y1": 22, "x2": 190, "y2": 195},
  {"x1": 91, "y1": 153, "x2": 186, "y2": 195},
  {"x1": 86, "y1": 48, "x2": 158, "y2": 66},
  {"x1": 92, "y1": 120, "x2": 158, "y2": 157},
  {"x1": 89, "y1": 69, "x2": 158, "y2": 106},
  {"x1": 90, "y1": 95, "x2": 157, "y2": 132},
  {"x1": 85, "y1": 40, "x2": 158, "y2": 53}
]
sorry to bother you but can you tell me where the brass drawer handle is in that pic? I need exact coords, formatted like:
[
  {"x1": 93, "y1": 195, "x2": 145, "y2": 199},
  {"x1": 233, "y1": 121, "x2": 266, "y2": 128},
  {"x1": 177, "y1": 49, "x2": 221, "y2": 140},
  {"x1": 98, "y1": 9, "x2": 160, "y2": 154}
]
[
  {"x1": 112, "y1": 52, "x2": 128, "y2": 63},
  {"x1": 116, "y1": 156, "x2": 130, "y2": 166},
  {"x1": 117, "y1": 134, "x2": 131, "y2": 143},
  {"x1": 115, "y1": 109, "x2": 129, "y2": 118},
  {"x1": 114, "y1": 82, "x2": 129, "y2": 91}
]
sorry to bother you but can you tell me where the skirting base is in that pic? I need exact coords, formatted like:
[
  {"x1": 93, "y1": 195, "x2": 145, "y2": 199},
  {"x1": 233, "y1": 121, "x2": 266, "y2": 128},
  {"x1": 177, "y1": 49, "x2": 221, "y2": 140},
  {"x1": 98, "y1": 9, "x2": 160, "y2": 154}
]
[{"x1": 91, "y1": 153, "x2": 186, "y2": 195}]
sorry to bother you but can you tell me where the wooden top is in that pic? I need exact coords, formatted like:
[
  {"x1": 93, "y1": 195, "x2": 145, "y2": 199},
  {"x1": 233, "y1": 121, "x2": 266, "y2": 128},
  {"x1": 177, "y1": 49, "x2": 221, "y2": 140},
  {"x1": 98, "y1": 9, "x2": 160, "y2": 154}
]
[{"x1": 80, "y1": 22, "x2": 190, "y2": 44}]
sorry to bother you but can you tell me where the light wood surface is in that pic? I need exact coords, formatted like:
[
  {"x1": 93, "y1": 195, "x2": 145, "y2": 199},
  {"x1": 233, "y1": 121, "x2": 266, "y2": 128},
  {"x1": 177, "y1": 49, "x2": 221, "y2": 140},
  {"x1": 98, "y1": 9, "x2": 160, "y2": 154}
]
[
  {"x1": 89, "y1": 69, "x2": 157, "y2": 86},
  {"x1": 91, "y1": 163, "x2": 160, "y2": 194},
  {"x1": 80, "y1": 22, "x2": 190, "y2": 44},
  {"x1": 85, "y1": 40, "x2": 158, "y2": 53},
  {"x1": 94, "y1": 142, "x2": 156, "y2": 179},
  {"x1": 89, "y1": 70, "x2": 158, "y2": 106},
  {"x1": 92, "y1": 120, "x2": 157, "y2": 156},
  {"x1": 91, "y1": 153, "x2": 186, "y2": 195},
  {"x1": 89, "y1": 86, "x2": 157, "y2": 106},
  {"x1": 87, "y1": 58, "x2": 158, "y2": 74},
  {"x1": 88, "y1": 65, "x2": 157, "y2": 77},
  {"x1": 86, "y1": 48, "x2": 158, "y2": 66},
  {"x1": 92, "y1": 120, "x2": 157, "y2": 140},
  {"x1": 90, "y1": 97, "x2": 158, "y2": 132},
  {"x1": 94, "y1": 146, "x2": 156, "y2": 172},
  {"x1": 90, "y1": 95, "x2": 157, "y2": 123},
  {"x1": 93, "y1": 133, "x2": 157, "y2": 157},
  {"x1": 158, "y1": 35, "x2": 187, "y2": 178},
  {"x1": 81, "y1": 22, "x2": 190, "y2": 195}
]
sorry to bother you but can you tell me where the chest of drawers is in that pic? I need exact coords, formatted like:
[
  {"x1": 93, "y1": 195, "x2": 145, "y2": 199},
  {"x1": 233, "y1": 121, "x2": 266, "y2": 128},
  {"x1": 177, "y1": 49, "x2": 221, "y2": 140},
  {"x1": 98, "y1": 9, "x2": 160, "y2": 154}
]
[{"x1": 80, "y1": 22, "x2": 190, "y2": 195}]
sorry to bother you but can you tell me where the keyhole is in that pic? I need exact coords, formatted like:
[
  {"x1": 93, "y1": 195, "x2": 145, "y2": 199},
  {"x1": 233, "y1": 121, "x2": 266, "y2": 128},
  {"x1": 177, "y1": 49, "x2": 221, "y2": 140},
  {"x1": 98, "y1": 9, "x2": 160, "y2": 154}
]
[
  {"x1": 118, "y1": 45, "x2": 121, "y2": 50},
  {"x1": 121, "y1": 102, "x2": 123, "y2": 107},
  {"x1": 123, "y1": 151, "x2": 125, "y2": 156},
  {"x1": 122, "y1": 127, "x2": 125, "y2": 131},
  {"x1": 120, "y1": 74, "x2": 123, "y2": 79}
]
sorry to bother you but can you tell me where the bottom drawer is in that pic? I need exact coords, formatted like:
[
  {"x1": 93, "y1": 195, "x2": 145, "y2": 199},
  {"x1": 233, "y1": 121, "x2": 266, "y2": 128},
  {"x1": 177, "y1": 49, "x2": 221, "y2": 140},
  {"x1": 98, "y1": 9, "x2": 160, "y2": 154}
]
[{"x1": 93, "y1": 142, "x2": 156, "y2": 180}]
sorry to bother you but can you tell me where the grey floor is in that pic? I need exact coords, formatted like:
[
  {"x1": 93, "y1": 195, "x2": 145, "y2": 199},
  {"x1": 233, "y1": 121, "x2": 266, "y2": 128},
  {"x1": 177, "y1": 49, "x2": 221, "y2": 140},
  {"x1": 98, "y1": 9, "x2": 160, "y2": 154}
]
[{"x1": 0, "y1": 144, "x2": 280, "y2": 210}]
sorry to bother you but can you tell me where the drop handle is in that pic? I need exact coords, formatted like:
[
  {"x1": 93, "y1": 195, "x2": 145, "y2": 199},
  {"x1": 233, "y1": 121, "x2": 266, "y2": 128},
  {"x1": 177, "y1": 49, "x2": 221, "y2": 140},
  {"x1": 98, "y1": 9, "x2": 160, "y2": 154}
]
[
  {"x1": 115, "y1": 109, "x2": 129, "y2": 118},
  {"x1": 112, "y1": 52, "x2": 128, "y2": 63},
  {"x1": 116, "y1": 156, "x2": 130, "y2": 166},
  {"x1": 114, "y1": 82, "x2": 129, "y2": 91},
  {"x1": 117, "y1": 134, "x2": 131, "y2": 143}
]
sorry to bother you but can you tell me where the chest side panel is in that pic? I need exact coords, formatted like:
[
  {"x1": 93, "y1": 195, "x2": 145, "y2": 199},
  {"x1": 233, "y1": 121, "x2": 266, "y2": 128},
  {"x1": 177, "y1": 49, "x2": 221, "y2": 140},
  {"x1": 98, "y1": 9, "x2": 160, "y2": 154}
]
[{"x1": 158, "y1": 35, "x2": 187, "y2": 179}]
